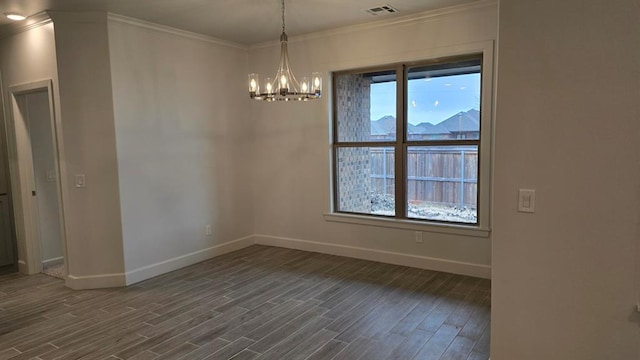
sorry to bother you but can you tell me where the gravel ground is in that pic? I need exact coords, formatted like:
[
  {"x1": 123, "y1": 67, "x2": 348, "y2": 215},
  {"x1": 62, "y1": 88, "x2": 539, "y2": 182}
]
[{"x1": 371, "y1": 193, "x2": 477, "y2": 224}]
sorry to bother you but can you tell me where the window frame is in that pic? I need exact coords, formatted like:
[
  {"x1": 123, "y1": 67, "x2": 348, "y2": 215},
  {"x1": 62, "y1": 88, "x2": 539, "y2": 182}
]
[
  {"x1": 331, "y1": 63, "x2": 402, "y2": 219},
  {"x1": 328, "y1": 52, "x2": 492, "y2": 236}
]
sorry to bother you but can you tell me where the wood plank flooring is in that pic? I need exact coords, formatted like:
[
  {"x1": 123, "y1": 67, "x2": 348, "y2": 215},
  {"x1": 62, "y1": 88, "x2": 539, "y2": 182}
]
[
  {"x1": 0, "y1": 265, "x2": 15, "y2": 276},
  {"x1": 0, "y1": 245, "x2": 491, "y2": 360}
]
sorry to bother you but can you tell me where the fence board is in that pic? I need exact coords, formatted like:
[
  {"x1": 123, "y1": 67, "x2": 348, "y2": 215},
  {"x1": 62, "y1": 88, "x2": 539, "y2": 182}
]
[{"x1": 370, "y1": 147, "x2": 477, "y2": 208}]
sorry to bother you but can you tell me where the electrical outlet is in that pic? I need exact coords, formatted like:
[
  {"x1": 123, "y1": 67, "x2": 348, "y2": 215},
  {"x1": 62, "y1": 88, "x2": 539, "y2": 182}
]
[
  {"x1": 205, "y1": 225, "x2": 212, "y2": 236},
  {"x1": 415, "y1": 231, "x2": 423, "y2": 243}
]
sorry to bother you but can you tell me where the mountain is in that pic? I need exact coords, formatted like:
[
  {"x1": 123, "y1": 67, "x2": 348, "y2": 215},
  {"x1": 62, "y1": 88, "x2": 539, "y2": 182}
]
[
  {"x1": 370, "y1": 115, "x2": 396, "y2": 136},
  {"x1": 412, "y1": 122, "x2": 450, "y2": 135},
  {"x1": 370, "y1": 108, "x2": 479, "y2": 136},
  {"x1": 438, "y1": 109, "x2": 479, "y2": 132}
]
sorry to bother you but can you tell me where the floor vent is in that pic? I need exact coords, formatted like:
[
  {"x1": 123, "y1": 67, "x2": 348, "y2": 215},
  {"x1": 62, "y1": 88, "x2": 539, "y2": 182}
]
[{"x1": 366, "y1": 5, "x2": 398, "y2": 16}]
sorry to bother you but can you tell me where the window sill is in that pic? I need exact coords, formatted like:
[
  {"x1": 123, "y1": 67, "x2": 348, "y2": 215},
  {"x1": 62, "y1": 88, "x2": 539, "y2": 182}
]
[{"x1": 323, "y1": 212, "x2": 490, "y2": 238}]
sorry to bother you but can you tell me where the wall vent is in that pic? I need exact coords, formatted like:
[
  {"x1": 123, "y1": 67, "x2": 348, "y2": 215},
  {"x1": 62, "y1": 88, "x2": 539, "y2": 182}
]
[{"x1": 365, "y1": 5, "x2": 398, "y2": 16}]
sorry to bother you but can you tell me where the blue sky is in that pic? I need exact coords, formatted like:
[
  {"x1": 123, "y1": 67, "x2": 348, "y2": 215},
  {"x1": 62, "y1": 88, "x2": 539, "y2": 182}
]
[{"x1": 370, "y1": 73, "x2": 480, "y2": 125}]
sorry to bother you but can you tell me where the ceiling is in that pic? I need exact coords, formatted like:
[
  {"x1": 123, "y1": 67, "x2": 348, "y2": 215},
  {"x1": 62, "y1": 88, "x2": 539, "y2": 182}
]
[{"x1": 0, "y1": 0, "x2": 479, "y2": 44}]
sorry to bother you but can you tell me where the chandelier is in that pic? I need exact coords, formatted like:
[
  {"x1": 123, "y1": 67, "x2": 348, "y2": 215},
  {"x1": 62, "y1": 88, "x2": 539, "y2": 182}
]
[{"x1": 248, "y1": 0, "x2": 322, "y2": 102}]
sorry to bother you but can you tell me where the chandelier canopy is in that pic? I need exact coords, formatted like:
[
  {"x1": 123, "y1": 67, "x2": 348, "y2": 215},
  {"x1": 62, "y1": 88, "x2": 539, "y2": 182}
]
[{"x1": 248, "y1": 0, "x2": 322, "y2": 102}]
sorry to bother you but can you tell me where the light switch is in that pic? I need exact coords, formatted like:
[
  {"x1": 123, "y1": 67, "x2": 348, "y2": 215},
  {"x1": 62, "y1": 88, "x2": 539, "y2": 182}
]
[
  {"x1": 518, "y1": 189, "x2": 536, "y2": 213},
  {"x1": 75, "y1": 174, "x2": 86, "y2": 188}
]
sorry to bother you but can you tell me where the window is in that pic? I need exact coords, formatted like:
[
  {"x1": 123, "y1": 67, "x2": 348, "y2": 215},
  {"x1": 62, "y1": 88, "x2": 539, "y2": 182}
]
[{"x1": 332, "y1": 55, "x2": 487, "y2": 227}]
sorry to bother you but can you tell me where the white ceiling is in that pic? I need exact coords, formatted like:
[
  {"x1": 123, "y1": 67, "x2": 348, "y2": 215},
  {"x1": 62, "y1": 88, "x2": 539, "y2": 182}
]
[{"x1": 0, "y1": 0, "x2": 479, "y2": 44}]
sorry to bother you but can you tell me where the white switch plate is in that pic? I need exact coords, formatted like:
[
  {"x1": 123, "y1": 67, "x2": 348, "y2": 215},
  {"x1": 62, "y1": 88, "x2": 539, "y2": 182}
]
[
  {"x1": 518, "y1": 189, "x2": 536, "y2": 213},
  {"x1": 415, "y1": 231, "x2": 423, "y2": 243},
  {"x1": 205, "y1": 225, "x2": 212, "y2": 236},
  {"x1": 75, "y1": 174, "x2": 86, "y2": 188}
]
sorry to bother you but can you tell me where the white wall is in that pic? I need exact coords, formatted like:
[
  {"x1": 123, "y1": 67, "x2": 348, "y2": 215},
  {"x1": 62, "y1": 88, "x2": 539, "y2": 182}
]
[
  {"x1": 107, "y1": 17, "x2": 254, "y2": 283},
  {"x1": 0, "y1": 21, "x2": 60, "y2": 272},
  {"x1": 0, "y1": 195, "x2": 12, "y2": 266},
  {"x1": 26, "y1": 90, "x2": 63, "y2": 264},
  {"x1": 1, "y1": 13, "x2": 254, "y2": 287},
  {"x1": 249, "y1": 2, "x2": 497, "y2": 276},
  {"x1": 51, "y1": 12, "x2": 126, "y2": 287},
  {"x1": 1, "y1": 5, "x2": 497, "y2": 286},
  {"x1": 492, "y1": 0, "x2": 640, "y2": 358}
]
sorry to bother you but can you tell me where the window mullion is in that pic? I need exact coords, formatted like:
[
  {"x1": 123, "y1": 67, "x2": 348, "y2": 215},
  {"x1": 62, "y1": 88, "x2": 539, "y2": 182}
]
[{"x1": 395, "y1": 64, "x2": 406, "y2": 220}]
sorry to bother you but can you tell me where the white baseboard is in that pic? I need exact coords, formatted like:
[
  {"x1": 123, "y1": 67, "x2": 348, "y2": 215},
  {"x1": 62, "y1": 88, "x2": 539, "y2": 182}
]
[
  {"x1": 254, "y1": 234, "x2": 491, "y2": 279},
  {"x1": 124, "y1": 235, "x2": 255, "y2": 285},
  {"x1": 18, "y1": 260, "x2": 28, "y2": 274},
  {"x1": 61, "y1": 232, "x2": 490, "y2": 290},
  {"x1": 42, "y1": 256, "x2": 64, "y2": 267},
  {"x1": 66, "y1": 273, "x2": 127, "y2": 290}
]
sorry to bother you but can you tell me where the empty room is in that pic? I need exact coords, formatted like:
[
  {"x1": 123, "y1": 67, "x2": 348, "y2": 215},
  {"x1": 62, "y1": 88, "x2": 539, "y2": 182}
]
[{"x1": 0, "y1": 0, "x2": 638, "y2": 359}]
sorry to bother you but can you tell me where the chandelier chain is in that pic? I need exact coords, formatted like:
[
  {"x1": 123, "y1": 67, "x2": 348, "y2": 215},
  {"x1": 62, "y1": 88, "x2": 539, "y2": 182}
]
[{"x1": 281, "y1": 0, "x2": 286, "y2": 34}]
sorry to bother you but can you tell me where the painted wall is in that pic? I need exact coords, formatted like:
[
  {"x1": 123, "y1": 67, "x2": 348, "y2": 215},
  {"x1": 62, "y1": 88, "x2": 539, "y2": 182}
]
[
  {"x1": 51, "y1": 12, "x2": 126, "y2": 286},
  {"x1": 107, "y1": 18, "x2": 253, "y2": 282},
  {"x1": 492, "y1": 0, "x2": 640, "y2": 358},
  {"x1": 0, "y1": 23, "x2": 59, "y2": 195},
  {"x1": 1, "y1": 13, "x2": 253, "y2": 286},
  {"x1": 249, "y1": 2, "x2": 497, "y2": 275},
  {"x1": 0, "y1": 22, "x2": 60, "y2": 271},
  {"x1": 0, "y1": 195, "x2": 12, "y2": 266},
  {"x1": 26, "y1": 91, "x2": 63, "y2": 264}
]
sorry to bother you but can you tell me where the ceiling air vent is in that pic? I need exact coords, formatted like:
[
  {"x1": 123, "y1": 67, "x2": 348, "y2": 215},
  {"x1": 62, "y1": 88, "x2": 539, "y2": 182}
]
[{"x1": 365, "y1": 5, "x2": 398, "y2": 16}]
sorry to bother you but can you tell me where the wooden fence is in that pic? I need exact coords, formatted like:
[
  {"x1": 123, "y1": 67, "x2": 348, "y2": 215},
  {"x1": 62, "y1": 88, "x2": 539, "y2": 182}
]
[{"x1": 370, "y1": 147, "x2": 478, "y2": 208}]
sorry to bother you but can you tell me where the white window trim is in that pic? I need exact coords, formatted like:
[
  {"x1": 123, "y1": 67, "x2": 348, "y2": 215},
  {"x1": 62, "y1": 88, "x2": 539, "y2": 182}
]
[
  {"x1": 323, "y1": 212, "x2": 489, "y2": 238},
  {"x1": 327, "y1": 41, "x2": 495, "y2": 237}
]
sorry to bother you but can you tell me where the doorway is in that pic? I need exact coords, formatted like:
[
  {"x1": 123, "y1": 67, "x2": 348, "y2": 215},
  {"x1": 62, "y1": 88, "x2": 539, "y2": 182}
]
[{"x1": 6, "y1": 80, "x2": 67, "y2": 278}]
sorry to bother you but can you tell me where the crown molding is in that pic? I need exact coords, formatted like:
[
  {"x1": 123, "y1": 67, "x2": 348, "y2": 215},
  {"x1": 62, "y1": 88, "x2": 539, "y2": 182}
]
[
  {"x1": 107, "y1": 13, "x2": 247, "y2": 51},
  {"x1": 47, "y1": 11, "x2": 108, "y2": 24},
  {"x1": 0, "y1": 11, "x2": 52, "y2": 39},
  {"x1": 249, "y1": 0, "x2": 498, "y2": 50}
]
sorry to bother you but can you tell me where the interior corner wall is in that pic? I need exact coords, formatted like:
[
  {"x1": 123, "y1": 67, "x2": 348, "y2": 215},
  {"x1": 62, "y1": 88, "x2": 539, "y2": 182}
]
[
  {"x1": 0, "y1": 22, "x2": 60, "y2": 271},
  {"x1": 248, "y1": 3, "x2": 497, "y2": 276},
  {"x1": 106, "y1": 19, "x2": 253, "y2": 284},
  {"x1": 492, "y1": 0, "x2": 640, "y2": 358},
  {"x1": 52, "y1": 14, "x2": 126, "y2": 286}
]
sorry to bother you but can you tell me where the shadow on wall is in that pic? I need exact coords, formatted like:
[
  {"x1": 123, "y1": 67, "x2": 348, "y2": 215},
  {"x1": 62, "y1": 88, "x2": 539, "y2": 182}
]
[{"x1": 628, "y1": 307, "x2": 640, "y2": 328}]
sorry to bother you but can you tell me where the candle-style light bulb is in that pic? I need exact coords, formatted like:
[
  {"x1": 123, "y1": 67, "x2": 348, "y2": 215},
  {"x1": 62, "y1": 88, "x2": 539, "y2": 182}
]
[
  {"x1": 311, "y1": 73, "x2": 322, "y2": 96},
  {"x1": 279, "y1": 75, "x2": 289, "y2": 95},
  {"x1": 300, "y1": 76, "x2": 310, "y2": 94},
  {"x1": 248, "y1": 73, "x2": 260, "y2": 97},
  {"x1": 264, "y1": 77, "x2": 273, "y2": 95}
]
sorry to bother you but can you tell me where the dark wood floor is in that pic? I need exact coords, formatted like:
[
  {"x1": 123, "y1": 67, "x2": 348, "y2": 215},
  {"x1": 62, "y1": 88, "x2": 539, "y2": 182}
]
[
  {"x1": 0, "y1": 245, "x2": 491, "y2": 360},
  {"x1": 0, "y1": 265, "x2": 15, "y2": 276}
]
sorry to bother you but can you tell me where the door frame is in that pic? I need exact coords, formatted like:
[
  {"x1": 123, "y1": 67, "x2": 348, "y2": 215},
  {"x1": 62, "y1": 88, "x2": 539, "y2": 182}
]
[{"x1": 5, "y1": 79, "x2": 69, "y2": 275}]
